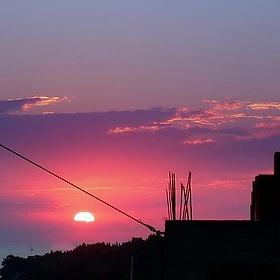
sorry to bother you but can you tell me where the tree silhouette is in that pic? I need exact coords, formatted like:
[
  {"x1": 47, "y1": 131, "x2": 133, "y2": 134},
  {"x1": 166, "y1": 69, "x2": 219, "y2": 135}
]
[{"x1": 0, "y1": 234, "x2": 164, "y2": 280}]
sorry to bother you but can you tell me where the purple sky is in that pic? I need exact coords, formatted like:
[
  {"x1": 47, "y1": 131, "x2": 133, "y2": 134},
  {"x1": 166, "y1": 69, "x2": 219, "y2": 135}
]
[
  {"x1": 1, "y1": 1, "x2": 280, "y2": 112},
  {"x1": 0, "y1": 1, "x2": 280, "y2": 253}
]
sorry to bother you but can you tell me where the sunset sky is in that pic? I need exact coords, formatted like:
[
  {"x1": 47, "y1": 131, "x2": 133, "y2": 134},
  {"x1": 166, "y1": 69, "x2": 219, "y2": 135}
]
[{"x1": 1, "y1": 1, "x2": 280, "y2": 255}]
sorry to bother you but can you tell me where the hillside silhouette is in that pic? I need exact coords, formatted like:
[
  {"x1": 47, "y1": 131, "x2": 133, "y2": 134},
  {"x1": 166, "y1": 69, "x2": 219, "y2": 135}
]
[{"x1": 0, "y1": 234, "x2": 164, "y2": 280}]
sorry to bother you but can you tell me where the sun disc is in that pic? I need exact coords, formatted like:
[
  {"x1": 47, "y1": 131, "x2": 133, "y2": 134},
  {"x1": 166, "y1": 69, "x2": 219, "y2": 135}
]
[{"x1": 74, "y1": 212, "x2": 95, "y2": 222}]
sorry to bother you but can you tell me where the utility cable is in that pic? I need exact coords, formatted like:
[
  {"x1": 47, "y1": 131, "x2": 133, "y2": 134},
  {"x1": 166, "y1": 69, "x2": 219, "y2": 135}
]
[{"x1": 0, "y1": 143, "x2": 163, "y2": 235}]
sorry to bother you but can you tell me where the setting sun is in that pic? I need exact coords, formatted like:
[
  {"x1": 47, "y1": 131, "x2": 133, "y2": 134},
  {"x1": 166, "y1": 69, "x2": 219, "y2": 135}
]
[{"x1": 74, "y1": 212, "x2": 95, "y2": 222}]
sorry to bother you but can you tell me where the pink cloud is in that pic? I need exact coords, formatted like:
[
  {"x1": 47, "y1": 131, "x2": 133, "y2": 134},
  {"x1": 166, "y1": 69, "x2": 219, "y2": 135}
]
[
  {"x1": 0, "y1": 96, "x2": 70, "y2": 114},
  {"x1": 22, "y1": 96, "x2": 69, "y2": 110},
  {"x1": 107, "y1": 98, "x2": 280, "y2": 145},
  {"x1": 108, "y1": 125, "x2": 160, "y2": 134},
  {"x1": 247, "y1": 102, "x2": 280, "y2": 110},
  {"x1": 203, "y1": 98, "x2": 244, "y2": 111},
  {"x1": 251, "y1": 125, "x2": 280, "y2": 139},
  {"x1": 183, "y1": 139, "x2": 216, "y2": 145}
]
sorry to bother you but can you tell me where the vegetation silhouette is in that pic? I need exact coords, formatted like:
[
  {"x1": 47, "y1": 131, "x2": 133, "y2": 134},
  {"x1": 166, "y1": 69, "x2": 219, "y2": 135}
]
[{"x1": 0, "y1": 234, "x2": 164, "y2": 280}]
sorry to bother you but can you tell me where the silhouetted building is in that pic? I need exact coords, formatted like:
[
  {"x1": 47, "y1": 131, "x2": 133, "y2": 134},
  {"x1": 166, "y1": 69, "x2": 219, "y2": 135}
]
[
  {"x1": 164, "y1": 152, "x2": 280, "y2": 280},
  {"x1": 164, "y1": 220, "x2": 280, "y2": 279},
  {"x1": 251, "y1": 152, "x2": 280, "y2": 220}
]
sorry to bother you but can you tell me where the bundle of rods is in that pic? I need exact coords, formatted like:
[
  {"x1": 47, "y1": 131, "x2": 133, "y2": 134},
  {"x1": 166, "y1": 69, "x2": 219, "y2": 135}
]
[{"x1": 166, "y1": 171, "x2": 192, "y2": 221}]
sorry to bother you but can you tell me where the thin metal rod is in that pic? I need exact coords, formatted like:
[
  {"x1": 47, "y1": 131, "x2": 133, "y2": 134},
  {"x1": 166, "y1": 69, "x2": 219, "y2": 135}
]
[
  {"x1": 179, "y1": 183, "x2": 183, "y2": 220},
  {"x1": 166, "y1": 189, "x2": 171, "y2": 220},
  {"x1": 171, "y1": 173, "x2": 176, "y2": 220},
  {"x1": 188, "y1": 172, "x2": 193, "y2": 220},
  {"x1": 130, "y1": 256, "x2": 134, "y2": 280}
]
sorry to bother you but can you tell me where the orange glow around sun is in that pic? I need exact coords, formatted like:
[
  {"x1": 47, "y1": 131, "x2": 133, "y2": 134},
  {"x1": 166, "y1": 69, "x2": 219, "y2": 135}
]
[{"x1": 74, "y1": 212, "x2": 95, "y2": 222}]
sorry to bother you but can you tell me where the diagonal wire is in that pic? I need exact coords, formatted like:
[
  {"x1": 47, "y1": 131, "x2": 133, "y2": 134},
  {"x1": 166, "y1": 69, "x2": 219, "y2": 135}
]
[{"x1": 0, "y1": 143, "x2": 162, "y2": 235}]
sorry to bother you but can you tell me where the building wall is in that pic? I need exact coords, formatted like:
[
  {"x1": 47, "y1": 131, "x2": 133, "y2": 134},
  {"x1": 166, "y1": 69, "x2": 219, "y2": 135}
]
[
  {"x1": 251, "y1": 152, "x2": 280, "y2": 221},
  {"x1": 164, "y1": 220, "x2": 280, "y2": 280}
]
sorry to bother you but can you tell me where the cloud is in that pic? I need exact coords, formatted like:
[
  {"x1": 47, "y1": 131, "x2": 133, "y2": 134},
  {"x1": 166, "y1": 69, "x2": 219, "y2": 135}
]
[
  {"x1": 107, "y1": 98, "x2": 280, "y2": 145},
  {"x1": 183, "y1": 139, "x2": 216, "y2": 145},
  {"x1": 247, "y1": 102, "x2": 280, "y2": 110},
  {"x1": 1, "y1": 97, "x2": 278, "y2": 150},
  {"x1": 203, "y1": 98, "x2": 244, "y2": 111},
  {"x1": 0, "y1": 96, "x2": 70, "y2": 115},
  {"x1": 3, "y1": 97, "x2": 278, "y2": 145}
]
